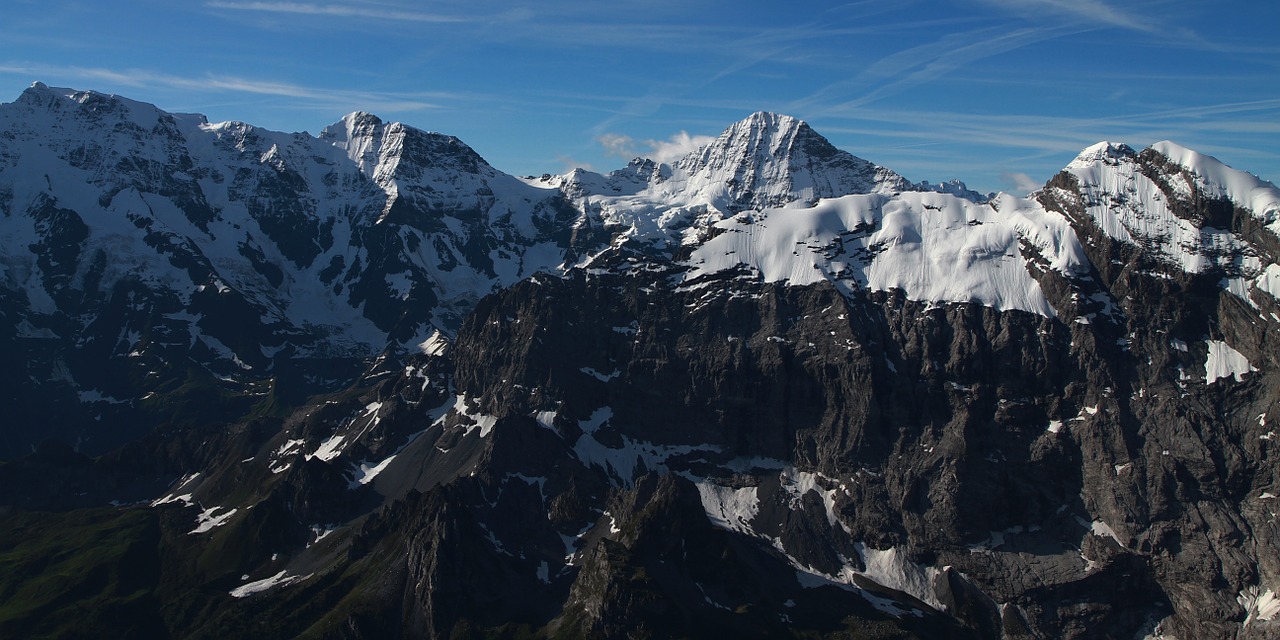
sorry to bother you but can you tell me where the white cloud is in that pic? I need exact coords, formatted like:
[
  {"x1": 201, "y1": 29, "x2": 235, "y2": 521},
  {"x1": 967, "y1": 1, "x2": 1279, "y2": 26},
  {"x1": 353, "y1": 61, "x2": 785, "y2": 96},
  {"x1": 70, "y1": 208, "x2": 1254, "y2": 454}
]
[
  {"x1": 598, "y1": 130, "x2": 715, "y2": 164},
  {"x1": 596, "y1": 133, "x2": 637, "y2": 159},
  {"x1": 1000, "y1": 172, "x2": 1042, "y2": 196},
  {"x1": 647, "y1": 131, "x2": 715, "y2": 164}
]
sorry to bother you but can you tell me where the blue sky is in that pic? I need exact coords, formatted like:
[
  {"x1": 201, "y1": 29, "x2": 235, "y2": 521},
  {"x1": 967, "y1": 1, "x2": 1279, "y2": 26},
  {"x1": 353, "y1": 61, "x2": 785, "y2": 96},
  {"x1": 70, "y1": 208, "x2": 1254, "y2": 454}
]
[{"x1": 1, "y1": 0, "x2": 1277, "y2": 194}]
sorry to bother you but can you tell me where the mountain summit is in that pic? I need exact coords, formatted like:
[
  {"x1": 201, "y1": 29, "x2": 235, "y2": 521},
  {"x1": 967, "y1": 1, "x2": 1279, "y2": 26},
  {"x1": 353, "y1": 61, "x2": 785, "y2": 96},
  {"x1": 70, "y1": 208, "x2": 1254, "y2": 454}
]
[
  {"x1": 658, "y1": 111, "x2": 910, "y2": 211},
  {"x1": 3, "y1": 85, "x2": 1280, "y2": 640}
]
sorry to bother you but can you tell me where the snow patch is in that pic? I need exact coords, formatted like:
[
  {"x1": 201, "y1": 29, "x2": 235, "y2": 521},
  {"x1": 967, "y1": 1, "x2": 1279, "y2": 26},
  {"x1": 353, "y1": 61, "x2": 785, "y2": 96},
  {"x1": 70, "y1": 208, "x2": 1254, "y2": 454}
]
[
  {"x1": 311, "y1": 524, "x2": 340, "y2": 545},
  {"x1": 417, "y1": 329, "x2": 449, "y2": 356},
  {"x1": 1076, "y1": 516, "x2": 1126, "y2": 548},
  {"x1": 579, "y1": 366, "x2": 621, "y2": 381},
  {"x1": 308, "y1": 434, "x2": 347, "y2": 462},
  {"x1": 275, "y1": 438, "x2": 305, "y2": 457},
  {"x1": 572, "y1": 407, "x2": 720, "y2": 484},
  {"x1": 1239, "y1": 586, "x2": 1280, "y2": 626},
  {"x1": 229, "y1": 570, "x2": 312, "y2": 598},
  {"x1": 1254, "y1": 264, "x2": 1280, "y2": 300},
  {"x1": 349, "y1": 454, "x2": 397, "y2": 487},
  {"x1": 190, "y1": 506, "x2": 238, "y2": 534},
  {"x1": 780, "y1": 468, "x2": 847, "y2": 532},
  {"x1": 151, "y1": 493, "x2": 194, "y2": 507},
  {"x1": 696, "y1": 482, "x2": 760, "y2": 535},
  {"x1": 1204, "y1": 340, "x2": 1255, "y2": 383},
  {"x1": 855, "y1": 544, "x2": 946, "y2": 611}
]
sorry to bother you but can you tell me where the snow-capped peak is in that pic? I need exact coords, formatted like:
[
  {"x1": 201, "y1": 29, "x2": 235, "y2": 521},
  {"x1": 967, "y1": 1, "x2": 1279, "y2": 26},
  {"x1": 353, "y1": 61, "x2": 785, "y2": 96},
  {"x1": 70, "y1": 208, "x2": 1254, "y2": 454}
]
[
  {"x1": 12, "y1": 82, "x2": 176, "y2": 132},
  {"x1": 1066, "y1": 141, "x2": 1136, "y2": 170},
  {"x1": 1060, "y1": 138, "x2": 1280, "y2": 279},
  {"x1": 697, "y1": 111, "x2": 807, "y2": 158},
  {"x1": 640, "y1": 111, "x2": 908, "y2": 213},
  {"x1": 320, "y1": 111, "x2": 389, "y2": 174},
  {"x1": 675, "y1": 111, "x2": 832, "y2": 177},
  {"x1": 320, "y1": 110, "x2": 384, "y2": 144}
]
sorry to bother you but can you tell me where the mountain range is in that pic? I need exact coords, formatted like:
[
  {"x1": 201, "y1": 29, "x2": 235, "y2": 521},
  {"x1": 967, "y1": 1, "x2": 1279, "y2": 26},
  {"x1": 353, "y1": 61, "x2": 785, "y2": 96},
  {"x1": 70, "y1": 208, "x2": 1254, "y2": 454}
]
[{"x1": 2, "y1": 83, "x2": 1280, "y2": 639}]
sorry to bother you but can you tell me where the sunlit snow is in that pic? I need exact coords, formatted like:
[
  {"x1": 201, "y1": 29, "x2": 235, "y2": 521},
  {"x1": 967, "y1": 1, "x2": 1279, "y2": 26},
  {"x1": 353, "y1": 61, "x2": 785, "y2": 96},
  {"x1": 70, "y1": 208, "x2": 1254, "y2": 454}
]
[
  {"x1": 681, "y1": 190, "x2": 1085, "y2": 317},
  {"x1": 695, "y1": 482, "x2": 760, "y2": 535},
  {"x1": 229, "y1": 570, "x2": 312, "y2": 598},
  {"x1": 189, "y1": 506, "x2": 238, "y2": 534},
  {"x1": 1204, "y1": 340, "x2": 1255, "y2": 383}
]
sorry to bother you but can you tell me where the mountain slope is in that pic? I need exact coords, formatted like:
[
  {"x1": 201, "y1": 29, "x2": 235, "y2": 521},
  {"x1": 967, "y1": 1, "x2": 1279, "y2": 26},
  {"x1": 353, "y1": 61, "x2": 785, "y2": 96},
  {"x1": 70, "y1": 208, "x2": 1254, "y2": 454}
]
[
  {"x1": 0, "y1": 84, "x2": 579, "y2": 457},
  {"x1": 3, "y1": 85, "x2": 1280, "y2": 639}
]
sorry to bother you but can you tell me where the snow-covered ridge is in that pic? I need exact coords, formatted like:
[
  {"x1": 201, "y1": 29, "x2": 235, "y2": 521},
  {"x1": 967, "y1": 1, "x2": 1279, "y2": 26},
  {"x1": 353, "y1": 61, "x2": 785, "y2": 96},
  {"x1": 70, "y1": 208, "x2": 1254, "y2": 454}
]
[
  {"x1": 7, "y1": 83, "x2": 1280, "y2": 349},
  {"x1": 1063, "y1": 140, "x2": 1277, "y2": 279},
  {"x1": 1150, "y1": 141, "x2": 1280, "y2": 230},
  {"x1": 0, "y1": 82, "x2": 576, "y2": 360},
  {"x1": 681, "y1": 190, "x2": 1088, "y2": 317}
]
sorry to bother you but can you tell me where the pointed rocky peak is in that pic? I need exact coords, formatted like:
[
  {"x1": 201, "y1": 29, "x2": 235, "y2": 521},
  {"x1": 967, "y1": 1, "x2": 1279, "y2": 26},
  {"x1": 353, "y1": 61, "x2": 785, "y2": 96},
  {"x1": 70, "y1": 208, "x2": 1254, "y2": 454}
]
[
  {"x1": 393, "y1": 125, "x2": 493, "y2": 175},
  {"x1": 717, "y1": 111, "x2": 809, "y2": 150},
  {"x1": 12, "y1": 81, "x2": 76, "y2": 111},
  {"x1": 1059, "y1": 141, "x2": 1143, "y2": 203},
  {"x1": 319, "y1": 111, "x2": 385, "y2": 146},
  {"x1": 605, "y1": 157, "x2": 667, "y2": 190},
  {"x1": 320, "y1": 111, "x2": 391, "y2": 172},
  {"x1": 659, "y1": 111, "x2": 908, "y2": 212},
  {"x1": 15, "y1": 81, "x2": 57, "y2": 103},
  {"x1": 675, "y1": 111, "x2": 824, "y2": 173},
  {"x1": 319, "y1": 111, "x2": 493, "y2": 181}
]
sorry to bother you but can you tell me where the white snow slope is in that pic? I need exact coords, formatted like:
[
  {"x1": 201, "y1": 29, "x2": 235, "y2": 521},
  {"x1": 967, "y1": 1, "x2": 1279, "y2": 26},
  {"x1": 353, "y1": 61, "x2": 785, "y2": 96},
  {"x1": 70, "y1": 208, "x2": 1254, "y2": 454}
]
[{"x1": 682, "y1": 190, "x2": 1088, "y2": 317}]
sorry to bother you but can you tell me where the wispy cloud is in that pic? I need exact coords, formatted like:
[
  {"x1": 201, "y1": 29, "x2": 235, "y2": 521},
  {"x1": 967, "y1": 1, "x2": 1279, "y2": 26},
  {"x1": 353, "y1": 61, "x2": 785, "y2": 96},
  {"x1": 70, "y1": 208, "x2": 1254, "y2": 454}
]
[
  {"x1": 816, "y1": 96, "x2": 1280, "y2": 164},
  {"x1": 978, "y1": 0, "x2": 1161, "y2": 32},
  {"x1": 0, "y1": 63, "x2": 447, "y2": 113},
  {"x1": 799, "y1": 24, "x2": 1083, "y2": 113},
  {"x1": 204, "y1": 1, "x2": 467, "y2": 23}
]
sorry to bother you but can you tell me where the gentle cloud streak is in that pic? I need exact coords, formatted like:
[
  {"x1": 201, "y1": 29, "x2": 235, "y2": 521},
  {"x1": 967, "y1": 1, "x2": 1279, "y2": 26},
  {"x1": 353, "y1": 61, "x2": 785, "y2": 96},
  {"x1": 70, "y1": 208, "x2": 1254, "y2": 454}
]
[
  {"x1": 0, "y1": 63, "x2": 443, "y2": 113},
  {"x1": 980, "y1": 0, "x2": 1162, "y2": 33},
  {"x1": 204, "y1": 1, "x2": 467, "y2": 23}
]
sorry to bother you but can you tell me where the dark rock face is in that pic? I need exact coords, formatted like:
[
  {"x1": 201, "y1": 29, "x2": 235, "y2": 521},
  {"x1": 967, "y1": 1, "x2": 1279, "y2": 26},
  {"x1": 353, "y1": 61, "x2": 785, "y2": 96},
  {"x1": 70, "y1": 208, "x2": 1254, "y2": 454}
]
[{"x1": 2, "y1": 88, "x2": 1280, "y2": 638}]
